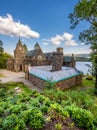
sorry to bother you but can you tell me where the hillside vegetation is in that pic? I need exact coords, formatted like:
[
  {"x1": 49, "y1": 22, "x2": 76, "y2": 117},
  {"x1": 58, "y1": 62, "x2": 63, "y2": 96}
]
[
  {"x1": 0, "y1": 79, "x2": 97, "y2": 130},
  {"x1": 0, "y1": 53, "x2": 12, "y2": 69}
]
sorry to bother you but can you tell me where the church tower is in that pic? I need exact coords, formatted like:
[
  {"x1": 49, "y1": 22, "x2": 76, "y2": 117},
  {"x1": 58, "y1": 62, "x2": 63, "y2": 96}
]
[
  {"x1": 14, "y1": 38, "x2": 26, "y2": 71},
  {"x1": 34, "y1": 42, "x2": 41, "y2": 50}
]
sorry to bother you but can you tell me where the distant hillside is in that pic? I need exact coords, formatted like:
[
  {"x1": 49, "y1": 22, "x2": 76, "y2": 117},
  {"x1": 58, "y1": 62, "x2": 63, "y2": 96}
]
[
  {"x1": 75, "y1": 54, "x2": 90, "y2": 58},
  {"x1": 75, "y1": 54, "x2": 90, "y2": 61},
  {"x1": 64, "y1": 54, "x2": 90, "y2": 62}
]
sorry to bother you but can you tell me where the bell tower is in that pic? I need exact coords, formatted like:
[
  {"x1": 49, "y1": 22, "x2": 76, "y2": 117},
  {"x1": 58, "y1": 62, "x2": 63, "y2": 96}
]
[{"x1": 14, "y1": 38, "x2": 26, "y2": 71}]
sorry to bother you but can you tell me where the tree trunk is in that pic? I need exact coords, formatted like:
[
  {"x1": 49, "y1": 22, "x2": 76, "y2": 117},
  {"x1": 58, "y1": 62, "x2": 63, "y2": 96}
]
[
  {"x1": 94, "y1": 68, "x2": 97, "y2": 95},
  {"x1": 95, "y1": 73, "x2": 97, "y2": 89}
]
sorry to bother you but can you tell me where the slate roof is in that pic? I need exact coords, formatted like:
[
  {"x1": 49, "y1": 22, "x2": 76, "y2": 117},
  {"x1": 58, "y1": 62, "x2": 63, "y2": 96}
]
[
  {"x1": 45, "y1": 53, "x2": 73, "y2": 62},
  {"x1": 29, "y1": 66, "x2": 82, "y2": 82},
  {"x1": 45, "y1": 52, "x2": 53, "y2": 59},
  {"x1": 26, "y1": 50, "x2": 37, "y2": 57}
]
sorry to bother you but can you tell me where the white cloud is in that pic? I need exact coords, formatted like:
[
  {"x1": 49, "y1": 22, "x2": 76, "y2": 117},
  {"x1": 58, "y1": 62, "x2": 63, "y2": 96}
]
[
  {"x1": 0, "y1": 13, "x2": 40, "y2": 38},
  {"x1": 63, "y1": 32, "x2": 78, "y2": 46},
  {"x1": 46, "y1": 32, "x2": 78, "y2": 46},
  {"x1": 50, "y1": 34, "x2": 63, "y2": 46},
  {"x1": 80, "y1": 42, "x2": 85, "y2": 45},
  {"x1": 65, "y1": 40, "x2": 78, "y2": 46},
  {"x1": 42, "y1": 42, "x2": 48, "y2": 45},
  {"x1": 63, "y1": 33, "x2": 73, "y2": 40}
]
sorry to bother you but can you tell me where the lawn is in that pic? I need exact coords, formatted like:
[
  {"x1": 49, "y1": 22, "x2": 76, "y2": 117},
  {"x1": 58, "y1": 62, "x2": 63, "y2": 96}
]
[{"x1": 0, "y1": 73, "x2": 4, "y2": 77}]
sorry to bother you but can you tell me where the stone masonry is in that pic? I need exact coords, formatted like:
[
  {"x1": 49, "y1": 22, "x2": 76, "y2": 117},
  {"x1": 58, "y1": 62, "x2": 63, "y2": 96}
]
[
  {"x1": 26, "y1": 72, "x2": 82, "y2": 89},
  {"x1": 52, "y1": 48, "x2": 63, "y2": 71}
]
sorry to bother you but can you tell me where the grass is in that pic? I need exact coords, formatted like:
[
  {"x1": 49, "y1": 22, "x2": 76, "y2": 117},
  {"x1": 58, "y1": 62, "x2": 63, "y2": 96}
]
[
  {"x1": 67, "y1": 76, "x2": 95, "y2": 92},
  {"x1": 83, "y1": 78, "x2": 95, "y2": 87},
  {"x1": 0, "y1": 73, "x2": 4, "y2": 77},
  {"x1": 2, "y1": 81, "x2": 32, "y2": 95}
]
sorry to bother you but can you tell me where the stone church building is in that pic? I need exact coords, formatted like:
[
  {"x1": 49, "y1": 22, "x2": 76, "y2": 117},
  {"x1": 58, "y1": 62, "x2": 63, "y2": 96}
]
[{"x1": 7, "y1": 39, "x2": 75, "y2": 72}]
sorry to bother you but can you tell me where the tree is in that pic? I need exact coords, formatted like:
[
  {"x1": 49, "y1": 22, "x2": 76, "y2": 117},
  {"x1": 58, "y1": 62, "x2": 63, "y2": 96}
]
[
  {"x1": 0, "y1": 52, "x2": 12, "y2": 69},
  {"x1": 69, "y1": 0, "x2": 97, "y2": 92},
  {"x1": 0, "y1": 40, "x2": 4, "y2": 55}
]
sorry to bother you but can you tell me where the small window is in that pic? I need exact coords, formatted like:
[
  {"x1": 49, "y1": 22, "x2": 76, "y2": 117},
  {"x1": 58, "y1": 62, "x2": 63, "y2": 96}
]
[{"x1": 29, "y1": 56, "x2": 31, "y2": 58}]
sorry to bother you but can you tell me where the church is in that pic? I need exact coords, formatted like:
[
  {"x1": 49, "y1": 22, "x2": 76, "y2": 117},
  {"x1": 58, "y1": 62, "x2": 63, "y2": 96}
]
[
  {"x1": 7, "y1": 39, "x2": 82, "y2": 89},
  {"x1": 7, "y1": 38, "x2": 75, "y2": 72}
]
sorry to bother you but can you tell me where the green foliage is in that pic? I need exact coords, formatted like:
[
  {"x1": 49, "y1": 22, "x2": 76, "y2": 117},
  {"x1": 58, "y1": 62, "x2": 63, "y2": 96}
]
[
  {"x1": 19, "y1": 109, "x2": 45, "y2": 130},
  {"x1": 69, "y1": 0, "x2": 97, "y2": 90},
  {"x1": 0, "y1": 81, "x2": 97, "y2": 130},
  {"x1": 65, "y1": 104, "x2": 96, "y2": 129},
  {"x1": 28, "y1": 109, "x2": 45, "y2": 130},
  {"x1": 0, "y1": 40, "x2": 4, "y2": 55},
  {"x1": 55, "y1": 123, "x2": 62, "y2": 130},
  {"x1": 31, "y1": 89, "x2": 40, "y2": 97},
  {"x1": 0, "y1": 52, "x2": 12, "y2": 69},
  {"x1": 40, "y1": 105, "x2": 48, "y2": 114},
  {"x1": 43, "y1": 89, "x2": 65, "y2": 103},
  {"x1": 0, "y1": 107, "x2": 4, "y2": 116},
  {"x1": 85, "y1": 75, "x2": 94, "y2": 80},
  {"x1": 44, "y1": 79, "x2": 56, "y2": 89},
  {"x1": 49, "y1": 103, "x2": 69, "y2": 118},
  {"x1": 2, "y1": 114, "x2": 26, "y2": 130}
]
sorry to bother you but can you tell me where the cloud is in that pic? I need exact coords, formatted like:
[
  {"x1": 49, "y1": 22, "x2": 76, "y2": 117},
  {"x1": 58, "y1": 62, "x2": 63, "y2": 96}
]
[
  {"x1": 46, "y1": 32, "x2": 78, "y2": 46},
  {"x1": 65, "y1": 39, "x2": 78, "y2": 46},
  {"x1": 63, "y1": 32, "x2": 78, "y2": 46},
  {"x1": 42, "y1": 42, "x2": 48, "y2": 45},
  {"x1": 50, "y1": 34, "x2": 63, "y2": 46},
  {"x1": 63, "y1": 33, "x2": 73, "y2": 40},
  {"x1": 0, "y1": 13, "x2": 40, "y2": 38},
  {"x1": 80, "y1": 42, "x2": 85, "y2": 45}
]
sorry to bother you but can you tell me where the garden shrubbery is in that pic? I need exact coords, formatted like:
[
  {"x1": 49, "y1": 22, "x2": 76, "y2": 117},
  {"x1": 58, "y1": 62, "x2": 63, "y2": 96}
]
[
  {"x1": 0, "y1": 82, "x2": 97, "y2": 130},
  {"x1": 85, "y1": 75, "x2": 94, "y2": 80}
]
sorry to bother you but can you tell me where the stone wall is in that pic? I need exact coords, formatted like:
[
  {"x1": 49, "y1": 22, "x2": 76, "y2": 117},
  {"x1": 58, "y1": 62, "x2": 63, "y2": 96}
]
[
  {"x1": 25, "y1": 72, "x2": 82, "y2": 90},
  {"x1": 56, "y1": 75, "x2": 82, "y2": 90},
  {"x1": 29, "y1": 73, "x2": 45, "y2": 89},
  {"x1": 7, "y1": 58, "x2": 14, "y2": 71},
  {"x1": 52, "y1": 48, "x2": 63, "y2": 71}
]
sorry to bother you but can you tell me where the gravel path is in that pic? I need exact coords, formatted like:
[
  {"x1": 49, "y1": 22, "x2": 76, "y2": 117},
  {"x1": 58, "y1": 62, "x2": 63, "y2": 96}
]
[{"x1": 0, "y1": 69, "x2": 41, "y2": 92}]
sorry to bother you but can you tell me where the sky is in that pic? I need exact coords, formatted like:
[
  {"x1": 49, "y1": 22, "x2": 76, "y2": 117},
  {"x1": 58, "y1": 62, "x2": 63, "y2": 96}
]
[{"x1": 0, "y1": 0, "x2": 91, "y2": 55}]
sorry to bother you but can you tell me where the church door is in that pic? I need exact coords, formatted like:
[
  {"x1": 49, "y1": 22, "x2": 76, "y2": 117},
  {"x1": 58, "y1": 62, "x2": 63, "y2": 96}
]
[{"x1": 20, "y1": 65, "x2": 22, "y2": 71}]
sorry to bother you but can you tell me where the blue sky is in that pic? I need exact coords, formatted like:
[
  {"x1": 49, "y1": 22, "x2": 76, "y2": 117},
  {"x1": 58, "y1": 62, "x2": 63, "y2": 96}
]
[{"x1": 0, "y1": 0, "x2": 91, "y2": 55}]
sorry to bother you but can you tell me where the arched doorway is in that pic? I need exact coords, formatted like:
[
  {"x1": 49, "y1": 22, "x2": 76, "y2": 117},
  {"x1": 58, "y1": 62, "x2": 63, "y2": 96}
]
[{"x1": 20, "y1": 65, "x2": 22, "y2": 71}]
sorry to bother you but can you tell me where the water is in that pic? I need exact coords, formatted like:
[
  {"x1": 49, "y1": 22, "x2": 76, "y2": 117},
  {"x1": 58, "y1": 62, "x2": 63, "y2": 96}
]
[{"x1": 76, "y1": 62, "x2": 92, "y2": 75}]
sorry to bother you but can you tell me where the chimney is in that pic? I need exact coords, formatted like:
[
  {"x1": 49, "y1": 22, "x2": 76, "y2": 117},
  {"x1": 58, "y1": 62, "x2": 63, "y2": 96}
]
[
  {"x1": 52, "y1": 47, "x2": 63, "y2": 71},
  {"x1": 71, "y1": 54, "x2": 75, "y2": 67}
]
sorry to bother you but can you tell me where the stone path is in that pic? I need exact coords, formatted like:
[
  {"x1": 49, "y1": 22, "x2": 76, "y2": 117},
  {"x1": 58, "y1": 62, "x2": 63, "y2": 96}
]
[{"x1": 0, "y1": 69, "x2": 41, "y2": 92}]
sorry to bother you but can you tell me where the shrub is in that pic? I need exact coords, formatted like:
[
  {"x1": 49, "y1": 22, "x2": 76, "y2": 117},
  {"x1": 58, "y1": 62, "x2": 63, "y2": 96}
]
[
  {"x1": 65, "y1": 104, "x2": 96, "y2": 129},
  {"x1": 37, "y1": 95, "x2": 51, "y2": 106},
  {"x1": 49, "y1": 103, "x2": 69, "y2": 118},
  {"x1": 0, "y1": 118, "x2": 3, "y2": 127},
  {"x1": 0, "y1": 87, "x2": 6, "y2": 97},
  {"x1": 44, "y1": 79, "x2": 56, "y2": 89},
  {"x1": 20, "y1": 108, "x2": 45, "y2": 130},
  {"x1": 0, "y1": 107, "x2": 4, "y2": 116},
  {"x1": 55, "y1": 123, "x2": 62, "y2": 130},
  {"x1": 8, "y1": 105, "x2": 22, "y2": 114},
  {"x1": 2, "y1": 114, "x2": 26, "y2": 130},
  {"x1": 85, "y1": 75, "x2": 94, "y2": 80},
  {"x1": 31, "y1": 90, "x2": 40, "y2": 97},
  {"x1": 40, "y1": 105, "x2": 48, "y2": 114},
  {"x1": 28, "y1": 109, "x2": 45, "y2": 130}
]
